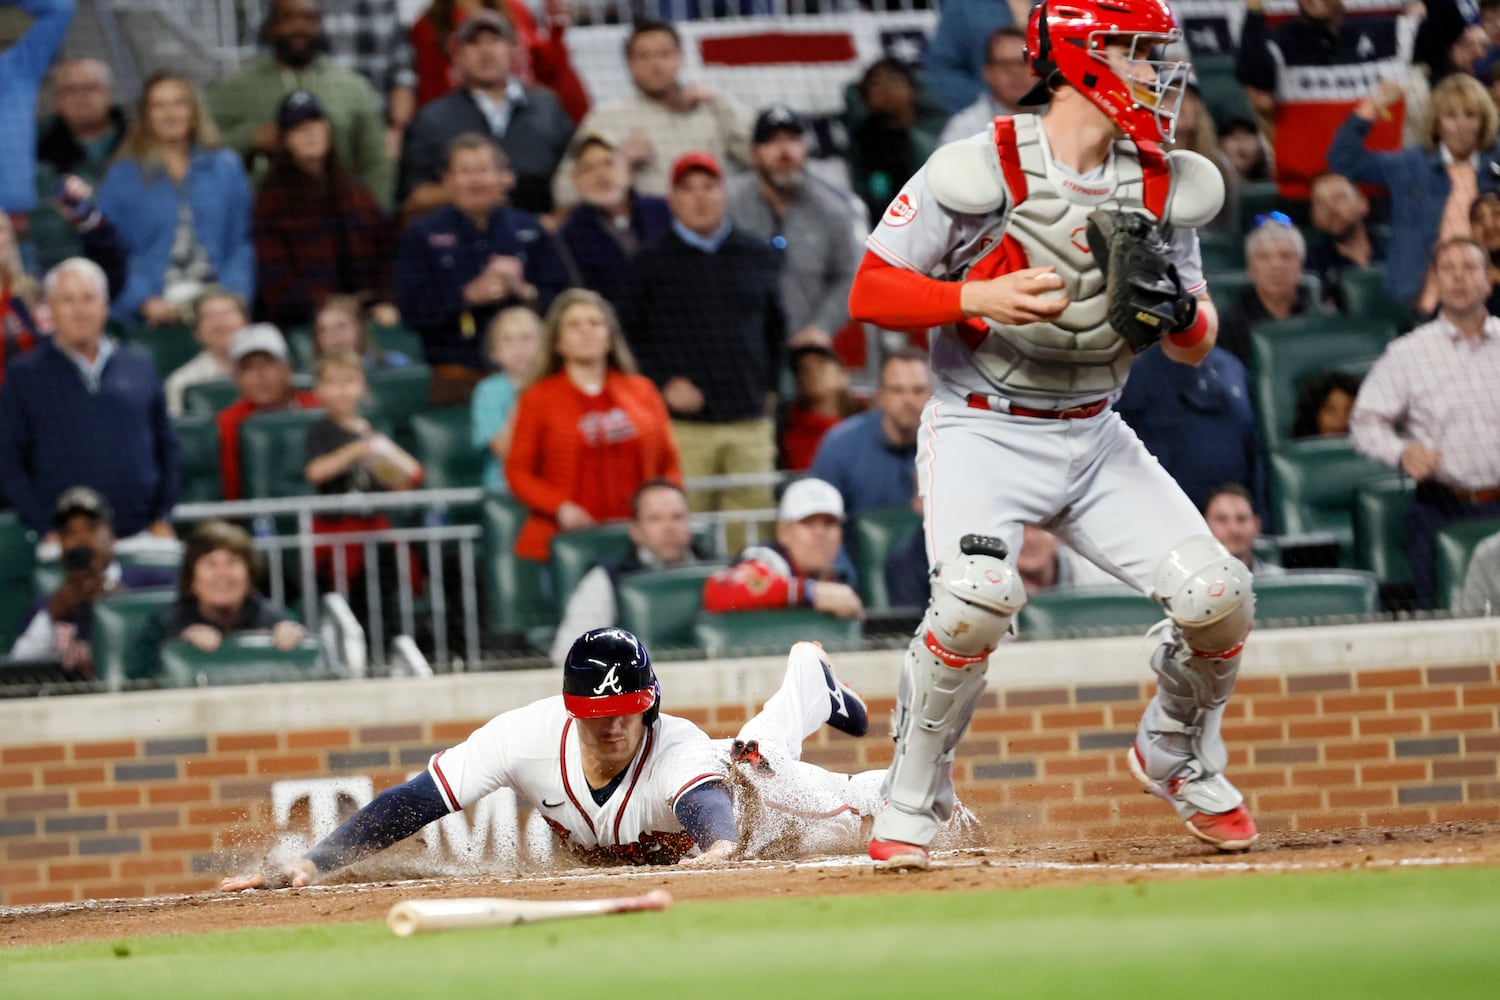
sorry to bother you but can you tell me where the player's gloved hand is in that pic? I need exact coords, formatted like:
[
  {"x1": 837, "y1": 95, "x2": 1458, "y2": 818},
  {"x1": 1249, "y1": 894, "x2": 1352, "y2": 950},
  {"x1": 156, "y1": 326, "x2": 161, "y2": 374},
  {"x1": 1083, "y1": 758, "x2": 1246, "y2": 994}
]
[
  {"x1": 220, "y1": 858, "x2": 318, "y2": 892},
  {"x1": 680, "y1": 839, "x2": 736, "y2": 867},
  {"x1": 1086, "y1": 209, "x2": 1196, "y2": 353}
]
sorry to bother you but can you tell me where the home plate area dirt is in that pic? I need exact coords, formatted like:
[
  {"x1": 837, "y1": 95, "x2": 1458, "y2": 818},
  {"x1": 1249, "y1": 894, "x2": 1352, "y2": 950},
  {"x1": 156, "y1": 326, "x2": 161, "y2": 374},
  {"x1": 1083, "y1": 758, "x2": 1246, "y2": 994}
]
[{"x1": 4, "y1": 821, "x2": 1499, "y2": 947}]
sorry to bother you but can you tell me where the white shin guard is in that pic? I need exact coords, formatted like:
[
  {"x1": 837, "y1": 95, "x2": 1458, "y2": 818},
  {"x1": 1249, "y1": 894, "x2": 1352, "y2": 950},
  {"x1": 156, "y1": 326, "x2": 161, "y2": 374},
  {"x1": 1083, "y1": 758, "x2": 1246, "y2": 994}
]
[{"x1": 874, "y1": 536, "x2": 1026, "y2": 847}]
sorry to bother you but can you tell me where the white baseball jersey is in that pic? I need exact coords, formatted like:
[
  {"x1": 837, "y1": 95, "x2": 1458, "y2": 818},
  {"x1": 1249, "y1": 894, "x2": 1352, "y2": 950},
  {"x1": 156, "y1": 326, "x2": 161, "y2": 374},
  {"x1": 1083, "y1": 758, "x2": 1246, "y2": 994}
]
[
  {"x1": 867, "y1": 114, "x2": 1207, "y2": 408},
  {"x1": 428, "y1": 697, "x2": 724, "y2": 866}
]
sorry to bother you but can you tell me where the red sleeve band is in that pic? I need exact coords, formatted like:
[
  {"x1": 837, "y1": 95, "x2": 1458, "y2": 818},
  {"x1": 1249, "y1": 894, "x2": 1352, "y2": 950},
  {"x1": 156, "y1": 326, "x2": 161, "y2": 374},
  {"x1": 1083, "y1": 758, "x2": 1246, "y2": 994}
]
[{"x1": 1167, "y1": 309, "x2": 1209, "y2": 348}]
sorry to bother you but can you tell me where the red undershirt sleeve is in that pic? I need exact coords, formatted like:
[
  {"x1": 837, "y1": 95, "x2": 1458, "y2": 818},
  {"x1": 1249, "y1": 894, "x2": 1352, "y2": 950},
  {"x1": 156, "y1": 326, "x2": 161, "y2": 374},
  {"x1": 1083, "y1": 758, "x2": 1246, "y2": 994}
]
[{"x1": 848, "y1": 250, "x2": 967, "y2": 330}]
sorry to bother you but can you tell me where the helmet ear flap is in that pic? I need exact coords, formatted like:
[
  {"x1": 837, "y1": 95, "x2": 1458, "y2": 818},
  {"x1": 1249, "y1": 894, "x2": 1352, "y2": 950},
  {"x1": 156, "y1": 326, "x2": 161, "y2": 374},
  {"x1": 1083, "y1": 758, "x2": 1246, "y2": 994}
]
[{"x1": 643, "y1": 680, "x2": 661, "y2": 727}]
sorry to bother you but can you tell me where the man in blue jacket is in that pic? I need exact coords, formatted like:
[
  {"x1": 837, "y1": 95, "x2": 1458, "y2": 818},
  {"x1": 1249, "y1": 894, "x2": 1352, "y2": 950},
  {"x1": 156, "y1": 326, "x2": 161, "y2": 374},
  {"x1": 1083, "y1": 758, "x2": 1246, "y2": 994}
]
[
  {"x1": 0, "y1": 258, "x2": 179, "y2": 547},
  {"x1": 0, "y1": 0, "x2": 74, "y2": 218}
]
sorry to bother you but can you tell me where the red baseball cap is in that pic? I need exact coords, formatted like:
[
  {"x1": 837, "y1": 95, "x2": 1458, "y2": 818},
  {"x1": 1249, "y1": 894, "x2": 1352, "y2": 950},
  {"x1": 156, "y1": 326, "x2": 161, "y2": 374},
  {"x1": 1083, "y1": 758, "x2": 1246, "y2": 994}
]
[{"x1": 670, "y1": 151, "x2": 722, "y2": 187}]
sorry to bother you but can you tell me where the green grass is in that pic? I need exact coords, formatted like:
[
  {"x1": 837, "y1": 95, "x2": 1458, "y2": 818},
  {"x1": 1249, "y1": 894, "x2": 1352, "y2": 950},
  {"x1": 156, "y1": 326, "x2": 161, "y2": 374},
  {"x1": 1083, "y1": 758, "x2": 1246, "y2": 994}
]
[{"x1": 4, "y1": 867, "x2": 1499, "y2": 999}]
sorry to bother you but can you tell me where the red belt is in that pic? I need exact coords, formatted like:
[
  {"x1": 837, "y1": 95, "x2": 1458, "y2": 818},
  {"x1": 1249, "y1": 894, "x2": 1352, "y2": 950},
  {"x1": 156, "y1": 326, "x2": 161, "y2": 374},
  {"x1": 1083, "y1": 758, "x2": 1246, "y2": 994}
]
[{"x1": 966, "y1": 393, "x2": 1109, "y2": 420}]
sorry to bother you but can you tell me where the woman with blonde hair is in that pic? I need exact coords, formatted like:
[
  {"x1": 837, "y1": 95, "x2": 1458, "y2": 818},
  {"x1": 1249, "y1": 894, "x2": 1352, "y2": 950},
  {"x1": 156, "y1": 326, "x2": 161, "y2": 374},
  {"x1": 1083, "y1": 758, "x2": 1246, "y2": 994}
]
[
  {"x1": 504, "y1": 288, "x2": 681, "y2": 561},
  {"x1": 1329, "y1": 72, "x2": 1500, "y2": 309},
  {"x1": 0, "y1": 213, "x2": 41, "y2": 390},
  {"x1": 96, "y1": 71, "x2": 254, "y2": 328}
]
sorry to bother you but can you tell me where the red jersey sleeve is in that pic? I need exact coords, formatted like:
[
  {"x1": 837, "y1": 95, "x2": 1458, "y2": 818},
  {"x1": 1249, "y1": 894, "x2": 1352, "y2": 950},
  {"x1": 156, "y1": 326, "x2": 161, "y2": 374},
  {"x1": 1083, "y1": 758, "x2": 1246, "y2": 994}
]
[{"x1": 847, "y1": 250, "x2": 966, "y2": 331}]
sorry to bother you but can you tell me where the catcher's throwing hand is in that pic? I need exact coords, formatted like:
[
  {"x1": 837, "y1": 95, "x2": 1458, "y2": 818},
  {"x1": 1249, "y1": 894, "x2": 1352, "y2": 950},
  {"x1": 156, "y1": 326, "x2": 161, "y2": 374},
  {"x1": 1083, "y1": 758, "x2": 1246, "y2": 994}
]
[
  {"x1": 960, "y1": 267, "x2": 1070, "y2": 326},
  {"x1": 221, "y1": 858, "x2": 318, "y2": 892},
  {"x1": 1086, "y1": 208, "x2": 1197, "y2": 352}
]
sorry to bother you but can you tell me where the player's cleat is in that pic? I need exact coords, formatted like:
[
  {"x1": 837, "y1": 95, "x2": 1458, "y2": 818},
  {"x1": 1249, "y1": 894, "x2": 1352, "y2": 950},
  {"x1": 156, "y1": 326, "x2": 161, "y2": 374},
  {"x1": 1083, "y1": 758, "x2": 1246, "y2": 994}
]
[
  {"x1": 796, "y1": 641, "x2": 869, "y2": 737},
  {"x1": 730, "y1": 739, "x2": 774, "y2": 775},
  {"x1": 868, "y1": 837, "x2": 930, "y2": 872},
  {"x1": 1127, "y1": 744, "x2": 1258, "y2": 851}
]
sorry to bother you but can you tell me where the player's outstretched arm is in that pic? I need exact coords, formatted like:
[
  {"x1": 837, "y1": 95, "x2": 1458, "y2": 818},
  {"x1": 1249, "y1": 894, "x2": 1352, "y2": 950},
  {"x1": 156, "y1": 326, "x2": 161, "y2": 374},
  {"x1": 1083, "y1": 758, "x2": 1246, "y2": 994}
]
[
  {"x1": 220, "y1": 772, "x2": 452, "y2": 891},
  {"x1": 673, "y1": 781, "x2": 738, "y2": 865}
]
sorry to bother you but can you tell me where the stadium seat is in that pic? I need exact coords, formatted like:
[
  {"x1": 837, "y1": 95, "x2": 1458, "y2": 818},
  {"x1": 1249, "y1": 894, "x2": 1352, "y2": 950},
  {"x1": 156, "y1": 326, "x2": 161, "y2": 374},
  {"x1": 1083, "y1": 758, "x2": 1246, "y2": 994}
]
[
  {"x1": 1355, "y1": 479, "x2": 1414, "y2": 587},
  {"x1": 0, "y1": 513, "x2": 36, "y2": 651},
  {"x1": 550, "y1": 523, "x2": 633, "y2": 607},
  {"x1": 852, "y1": 504, "x2": 922, "y2": 610},
  {"x1": 125, "y1": 324, "x2": 199, "y2": 381},
  {"x1": 1206, "y1": 271, "x2": 1322, "y2": 333},
  {"x1": 1339, "y1": 266, "x2": 1415, "y2": 329},
  {"x1": 1253, "y1": 570, "x2": 1380, "y2": 625},
  {"x1": 157, "y1": 635, "x2": 331, "y2": 687},
  {"x1": 1198, "y1": 229, "x2": 1245, "y2": 272},
  {"x1": 371, "y1": 323, "x2": 425, "y2": 362},
  {"x1": 479, "y1": 492, "x2": 555, "y2": 635},
  {"x1": 365, "y1": 365, "x2": 433, "y2": 439},
  {"x1": 92, "y1": 590, "x2": 177, "y2": 690},
  {"x1": 694, "y1": 610, "x2": 862, "y2": 659},
  {"x1": 408, "y1": 407, "x2": 485, "y2": 490},
  {"x1": 239, "y1": 408, "x2": 327, "y2": 500},
  {"x1": 182, "y1": 378, "x2": 239, "y2": 416},
  {"x1": 1268, "y1": 438, "x2": 1398, "y2": 560},
  {"x1": 285, "y1": 327, "x2": 316, "y2": 372},
  {"x1": 1434, "y1": 517, "x2": 1500, "y2": 611},
  {"x1": 1194, "y1": 54, "x2": 1255, "y2": 126},
  {"x1": 174, "y1": 413, "x2": 223, "y2": 504},
  {"x1": 1250, "y1": 314, "x2": 1397, "y2": 450},
  {"x1": 1235, "y1": 181, "x2": 1284, "y2": 232},
  {"x1": 616, "y1": 564, "x2": 725, "y2": 655},
  {"x1": 1017, "y1": 585, "x2": 1161, "y2": 641}
]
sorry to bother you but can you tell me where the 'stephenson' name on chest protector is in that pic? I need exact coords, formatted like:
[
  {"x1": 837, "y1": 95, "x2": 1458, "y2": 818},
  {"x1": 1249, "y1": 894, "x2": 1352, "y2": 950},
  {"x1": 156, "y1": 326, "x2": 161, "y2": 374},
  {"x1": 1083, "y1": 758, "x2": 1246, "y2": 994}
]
[{"x1": 926, "y1": 114, "x2": 1223, "y2": 399}]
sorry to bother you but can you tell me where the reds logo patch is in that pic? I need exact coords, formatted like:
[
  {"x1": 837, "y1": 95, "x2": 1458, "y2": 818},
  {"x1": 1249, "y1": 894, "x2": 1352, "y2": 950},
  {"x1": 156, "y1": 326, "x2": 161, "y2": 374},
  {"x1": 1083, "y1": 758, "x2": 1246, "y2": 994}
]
[
  {"x1": 886, "y1": 191, "x2": 919, "y2": 227},
  {"x1": 1071, "y1": 226, "x2": 1090, "y2": 254}
]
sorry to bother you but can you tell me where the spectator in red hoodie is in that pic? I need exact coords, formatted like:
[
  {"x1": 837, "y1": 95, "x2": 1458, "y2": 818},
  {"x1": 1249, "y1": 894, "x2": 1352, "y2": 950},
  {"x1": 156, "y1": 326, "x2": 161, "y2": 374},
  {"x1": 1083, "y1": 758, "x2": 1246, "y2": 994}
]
[
  {"x1": 216, "y1": 324, "x2": 321, "y2": 500},
  {"x1": 702, "y1": 477, "x2": 863, "y2": 621}
]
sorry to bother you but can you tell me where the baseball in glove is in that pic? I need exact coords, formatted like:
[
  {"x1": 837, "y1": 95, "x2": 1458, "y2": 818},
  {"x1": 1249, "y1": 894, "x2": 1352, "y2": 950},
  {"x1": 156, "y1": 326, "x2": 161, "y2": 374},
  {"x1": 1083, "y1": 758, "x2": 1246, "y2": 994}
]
[{"x1": 1085, "y1": 208, "x2": 1198, "y2": 353}]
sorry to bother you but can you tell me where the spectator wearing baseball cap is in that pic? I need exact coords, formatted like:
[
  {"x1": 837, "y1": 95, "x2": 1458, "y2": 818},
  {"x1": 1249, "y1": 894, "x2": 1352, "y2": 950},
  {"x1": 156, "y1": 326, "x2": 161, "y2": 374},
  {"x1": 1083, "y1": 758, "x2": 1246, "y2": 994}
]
[
  {"x1": 398, "y1": 8, "x2": 574, "y2": 216},
  {"x1": 702, "y1": 477, "x2": 863, "y2": 620},
  {"x1": 616, "y1": 149, "x2": 787, "y2": 554},
  {"x1": 207, "y1": 0, "x2": 394, "y2": 208},
  {"x1": 551, "y1": 19, "x2": 752, "y2": 205},
  {"x1": 0, "y1": 257, "x2": 180, "y2": 548},
  {"x1": 8, "y1": 487, "x2": 177, "y2": 675},
  {"x1": 251, "y1": 91, "x2": 397, "y2": 333},
  {"x1": 556, "y1": 129, "x2": 672, "y2": 306},
  {"x1": 215, "y1": 324, "x2": 322, "y2": 500},
  {"x1": 728, "y1": 104, "x2": 862, "y2": 350}
]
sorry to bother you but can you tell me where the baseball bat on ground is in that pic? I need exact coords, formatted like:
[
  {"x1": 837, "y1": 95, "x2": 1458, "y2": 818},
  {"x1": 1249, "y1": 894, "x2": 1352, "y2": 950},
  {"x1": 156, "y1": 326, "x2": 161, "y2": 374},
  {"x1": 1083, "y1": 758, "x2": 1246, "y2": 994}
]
[{"x1": 386, "y1": 889, "x2": 673, "y2": 937}]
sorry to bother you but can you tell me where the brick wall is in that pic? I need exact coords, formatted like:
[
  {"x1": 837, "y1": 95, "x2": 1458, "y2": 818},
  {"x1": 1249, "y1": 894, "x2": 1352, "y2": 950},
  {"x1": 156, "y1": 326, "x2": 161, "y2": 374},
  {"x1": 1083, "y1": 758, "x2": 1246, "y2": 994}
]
[{"x1": 3, "y1": 621, "x2": 1499, "y2": 905}]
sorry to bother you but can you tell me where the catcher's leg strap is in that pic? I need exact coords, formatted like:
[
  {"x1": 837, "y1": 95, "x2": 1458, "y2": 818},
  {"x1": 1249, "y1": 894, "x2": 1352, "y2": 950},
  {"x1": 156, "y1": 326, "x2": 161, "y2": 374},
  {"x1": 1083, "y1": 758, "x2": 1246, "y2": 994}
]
[{"x1": 874, "y1": 535, "x2": 1026, "y2": 847}]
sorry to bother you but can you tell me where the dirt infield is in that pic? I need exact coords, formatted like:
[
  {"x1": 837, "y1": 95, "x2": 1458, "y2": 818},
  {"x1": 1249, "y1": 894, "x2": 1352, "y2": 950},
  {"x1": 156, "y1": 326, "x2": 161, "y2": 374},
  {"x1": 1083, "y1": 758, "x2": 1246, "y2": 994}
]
[{"x1": 5, "y1": 821, "x2": 1498, "y2": 948}]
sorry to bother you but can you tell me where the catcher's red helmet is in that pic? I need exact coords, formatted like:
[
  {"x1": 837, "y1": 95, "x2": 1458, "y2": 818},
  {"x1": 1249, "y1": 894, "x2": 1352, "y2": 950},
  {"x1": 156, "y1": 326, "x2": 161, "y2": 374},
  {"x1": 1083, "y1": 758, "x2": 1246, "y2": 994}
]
[{"x1": 1022, "y1": 0, "x2": 1188, "y2": 144}]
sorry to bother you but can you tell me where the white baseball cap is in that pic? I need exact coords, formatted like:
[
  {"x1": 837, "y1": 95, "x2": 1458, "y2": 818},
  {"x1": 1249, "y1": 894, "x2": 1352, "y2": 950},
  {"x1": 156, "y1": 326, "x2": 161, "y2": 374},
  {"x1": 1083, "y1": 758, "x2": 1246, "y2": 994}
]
[
  {"x1": 229, "y1": 323, "x2": 289, "y2": 365},
  {"x1": 778, "y1": 478, "x2": 845, "y2": 523}
]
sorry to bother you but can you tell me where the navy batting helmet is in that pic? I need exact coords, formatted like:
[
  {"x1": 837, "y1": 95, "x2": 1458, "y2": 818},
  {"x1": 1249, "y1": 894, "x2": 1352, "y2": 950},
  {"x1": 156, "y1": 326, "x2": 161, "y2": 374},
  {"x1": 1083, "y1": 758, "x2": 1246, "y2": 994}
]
[{"x1": 562, "y1": 628, "x2": 660, "y2": 725}]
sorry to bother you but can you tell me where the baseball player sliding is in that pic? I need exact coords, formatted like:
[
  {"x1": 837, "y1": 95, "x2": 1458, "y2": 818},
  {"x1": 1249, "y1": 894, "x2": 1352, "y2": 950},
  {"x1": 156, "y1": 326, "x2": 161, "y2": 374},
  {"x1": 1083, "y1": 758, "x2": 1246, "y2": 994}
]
[
  {"x1": 223, "y1": 629, "x2": 913, "y2": 889},
  {"x1": 848, "y1": 0, "x2": 1258, "y2": 870}
]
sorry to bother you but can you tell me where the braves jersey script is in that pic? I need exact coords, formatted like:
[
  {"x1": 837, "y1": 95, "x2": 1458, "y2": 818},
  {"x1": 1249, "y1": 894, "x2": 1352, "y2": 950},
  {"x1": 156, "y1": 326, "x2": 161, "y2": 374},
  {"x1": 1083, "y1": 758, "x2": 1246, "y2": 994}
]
[
  {"x1": 867, "y1": 114, "x2": 1207, "y2": 408},
  {"x1": 428, "y1": 696, "x2": 723, "y2": 865}
]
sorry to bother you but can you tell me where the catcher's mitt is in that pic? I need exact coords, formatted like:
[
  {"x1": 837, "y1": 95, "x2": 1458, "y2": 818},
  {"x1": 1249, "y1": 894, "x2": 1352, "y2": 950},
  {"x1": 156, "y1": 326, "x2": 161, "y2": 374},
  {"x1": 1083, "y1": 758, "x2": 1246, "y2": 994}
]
[{"x1": 1085, "y1": 208, "x2": 1198, "y2": 353}]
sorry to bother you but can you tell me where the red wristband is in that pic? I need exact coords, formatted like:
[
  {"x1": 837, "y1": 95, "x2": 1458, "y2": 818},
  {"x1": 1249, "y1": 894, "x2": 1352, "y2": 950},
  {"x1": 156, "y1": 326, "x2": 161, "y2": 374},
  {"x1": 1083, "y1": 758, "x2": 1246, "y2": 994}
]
[{"x1": 1167, "y1": 309, "x2": 1209, "y2": 348}]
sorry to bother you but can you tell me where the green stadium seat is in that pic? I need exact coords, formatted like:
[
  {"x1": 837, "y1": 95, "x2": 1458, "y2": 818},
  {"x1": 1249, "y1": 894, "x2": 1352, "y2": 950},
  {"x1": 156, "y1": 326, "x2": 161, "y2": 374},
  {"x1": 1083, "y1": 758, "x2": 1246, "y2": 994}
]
[
  {"x1": 157, "y1": 635, "x2": 331, "y2": 687},
  {"x1": 92, "y1": 590, "x2": 177, "y2": 690},
  {"x1": 182, "y1": 378, "x2": 239, "y2": 416},
  {"x1": 480, "y1": 492, "x2": 555, "y2": 635},
  {"x1": 239, "y1": 408, "x2": 327, "y2": 500},
  {"x1": 365, "y1": 365, "x2": 433, "y2": 438},
  {"x1": 616, "y1": 564, "x2": 724, "y2": 654},
  {"x1": 852, "y1": 505, "x2": 922, "y2": 610},
  {"x1": 125, "y1": 324, "x2": 199, "y2": 381},
  {"x1": 1017, "y1": 585, "x2": 1161, "y2": 641},
  {"x1": 1198, "y1": 229, "x2": 1245, "y2": 272},
  {"x1": 174, "y1": 413, "x2": 223, "y2": 504},
  {"x1": 1253, "y1": 570, "x2": 1380, "y2": 625},
  {"x1": 1339, "y1": 266, "x2": 1415, "y2": 328},
  {"x1": 1435, "y1": 517, "x2": 1500, "y2": 611},
  {"x1": 408, "y1": 407, "x2": 485, "y2": 490},
  {"x1": 1194, "y1": 54, "x2": 1255, "y2": 126},
  {"x1": 1268, "y1": 438, "x2": 1398, "y2": 561},
  {"x1": 694, "y1": 610, "x2": 861, "y2": 659},
  {"x1": 285, "y1": 326, "x2": 317, "y2": 372},
  {"x1": 551, "y1": 523, "x2": 633, "y2": 608},
  {"x1": 1206, "y1": 271, "x2": 1323, "y2": 335},
  {"x1": 0, "y1": 513, "x2": 37, "y2": 651},
  {"x1": 371, "y1": 323, "x2": 425, "y2": 362},
  {"x1": 1235, "y1": 181, "x2": 1284, "y2": 233},
  {"x1": 1355, "y1": 479, "x2": 1414, "y2": 586},
  {"x1": 1250, "y1": 314, "x2": 1396, "y2": 450}
]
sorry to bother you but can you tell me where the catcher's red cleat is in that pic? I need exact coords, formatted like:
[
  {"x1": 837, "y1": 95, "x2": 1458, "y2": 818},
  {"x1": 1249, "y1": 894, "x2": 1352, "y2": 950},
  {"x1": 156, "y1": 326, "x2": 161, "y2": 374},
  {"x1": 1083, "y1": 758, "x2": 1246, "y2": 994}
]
[
  {"x1": 1128, "y1": 744, "x2": 1258, "y2": 851},
  {"x1": 868, "y1": 838, "x2": 930, "y2": 871}
]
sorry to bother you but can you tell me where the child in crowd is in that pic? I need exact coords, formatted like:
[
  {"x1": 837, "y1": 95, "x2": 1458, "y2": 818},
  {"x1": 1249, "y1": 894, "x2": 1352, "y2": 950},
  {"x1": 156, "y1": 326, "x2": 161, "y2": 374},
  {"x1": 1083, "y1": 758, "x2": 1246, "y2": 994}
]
[
  {"x1": 778, "y1": 345, "x2": 867, "y2": 471},
  {"x1": 313, "y1": 295, "x2": 410, "y2": 370},
  {"x1": 304, "y1": 352, "x2": 424, "y2": 600},
  {"x1": 1292, "y1": 370, "x2": 1363, "y2": 439},
  {"x1": 471, "y1": 306, "x2": 543, "y2": 492}
]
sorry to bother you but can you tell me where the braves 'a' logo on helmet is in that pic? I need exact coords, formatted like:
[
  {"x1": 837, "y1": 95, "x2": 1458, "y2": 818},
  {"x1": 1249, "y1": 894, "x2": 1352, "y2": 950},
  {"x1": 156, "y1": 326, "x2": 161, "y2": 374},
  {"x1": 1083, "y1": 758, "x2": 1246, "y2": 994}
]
[{"x1": 593, "y1": 666, "x2": 624, "y2": 696}]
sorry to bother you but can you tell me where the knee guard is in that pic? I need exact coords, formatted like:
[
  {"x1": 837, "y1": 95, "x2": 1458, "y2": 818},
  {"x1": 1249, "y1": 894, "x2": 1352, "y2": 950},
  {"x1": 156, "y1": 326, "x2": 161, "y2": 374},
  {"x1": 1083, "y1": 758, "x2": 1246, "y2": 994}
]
[
  {"x1": 875, "y1": 536, "x2": 1027, "y2": 847},
  {"x1": 1155, "y1": 534, "x2": 1255, "y2": 658}
]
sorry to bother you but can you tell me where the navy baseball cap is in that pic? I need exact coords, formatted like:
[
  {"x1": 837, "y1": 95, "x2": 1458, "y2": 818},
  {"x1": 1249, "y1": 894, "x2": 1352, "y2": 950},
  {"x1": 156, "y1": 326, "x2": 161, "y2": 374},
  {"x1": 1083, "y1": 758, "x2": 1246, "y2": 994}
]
[
  {"x1": 752, "y1": 104, "x2": 804, "y2": 145},
  {"x1": 276, "y1": 90, "x2": 326, "y2": 133}
]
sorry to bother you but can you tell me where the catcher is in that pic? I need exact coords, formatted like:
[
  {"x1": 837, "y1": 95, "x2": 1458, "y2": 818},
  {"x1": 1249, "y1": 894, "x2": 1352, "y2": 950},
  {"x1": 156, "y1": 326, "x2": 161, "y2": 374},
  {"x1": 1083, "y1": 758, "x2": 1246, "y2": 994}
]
[{"x1": 848, "y1": 0, "x2": 1257, "y2": 870}]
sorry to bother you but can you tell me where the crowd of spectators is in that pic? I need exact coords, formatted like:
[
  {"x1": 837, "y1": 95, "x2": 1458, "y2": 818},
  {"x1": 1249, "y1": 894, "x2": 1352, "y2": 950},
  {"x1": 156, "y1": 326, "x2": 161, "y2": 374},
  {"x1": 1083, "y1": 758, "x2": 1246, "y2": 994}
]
[{"x1": 8, "y1": 0, "x2": 1500, "y2": 687}]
